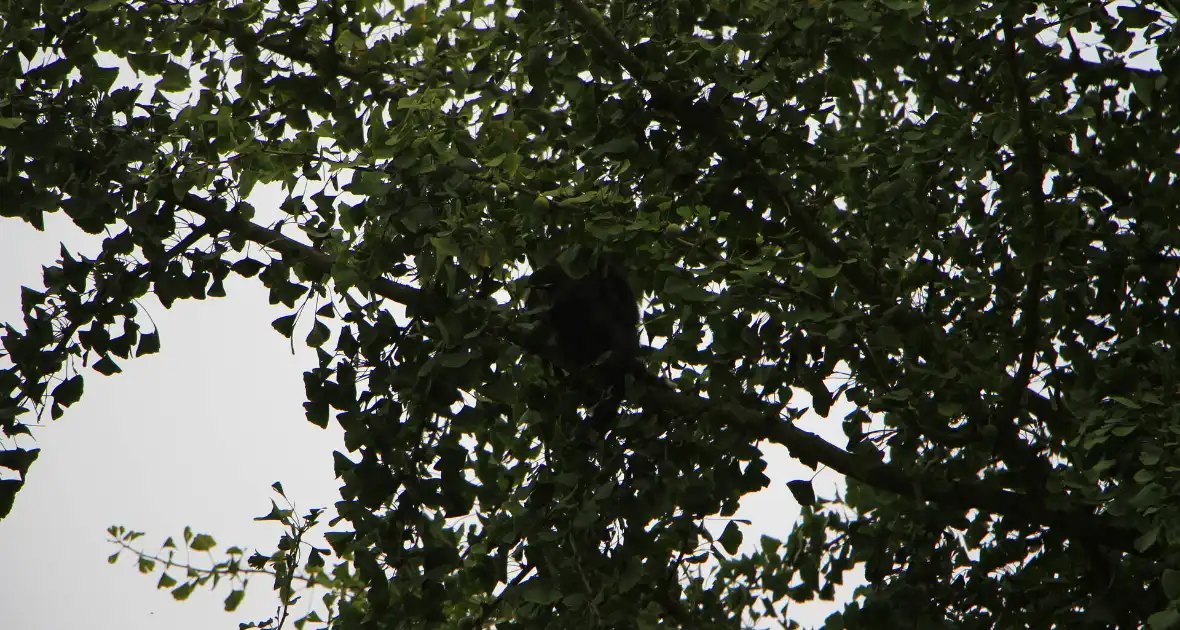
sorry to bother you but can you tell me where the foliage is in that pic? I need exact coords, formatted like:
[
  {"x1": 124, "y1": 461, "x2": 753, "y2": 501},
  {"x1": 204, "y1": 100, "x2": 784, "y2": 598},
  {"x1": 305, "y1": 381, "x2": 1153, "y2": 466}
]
[
  {"x1": 108, "y1": 483, "x2": 356, "y2": 629},
  {"x1": 3, "y1": 0, "x2": 1180, "y2": 628}
]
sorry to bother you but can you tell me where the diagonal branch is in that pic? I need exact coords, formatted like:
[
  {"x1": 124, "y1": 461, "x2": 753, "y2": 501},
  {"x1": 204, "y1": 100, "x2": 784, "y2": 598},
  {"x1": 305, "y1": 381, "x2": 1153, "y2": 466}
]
[
  {"x1": 109, "y1": 11, "x2": 1148, "y2": 560},
  {"x1": 555, "y1": 0, "x2": 1060, "y2": 482},
  {"x1": 171, "y1": 192, "x2": 439, "y2": 315},
  {"x1": 1000, "y1": 15, "x2": 1050, "y2": 411},
  {"x1": 541, "y1": 0, "x2": 1176, "y2": 560},
  {"x1": 993, "y1": 15, "x2": 1051, "y2": 480},
  {"x1": 171, "y1": 188, "x2": 1156, "y2": 560},
  {"x1": 556, "y1": 0, "x2": 877, "y2": 299}
]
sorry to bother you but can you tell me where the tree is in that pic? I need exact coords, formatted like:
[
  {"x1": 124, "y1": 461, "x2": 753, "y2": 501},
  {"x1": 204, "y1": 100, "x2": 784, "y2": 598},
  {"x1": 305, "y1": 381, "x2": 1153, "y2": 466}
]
[{"x1": 2, "y1": 0, "x2": 1179, "y2": 627}]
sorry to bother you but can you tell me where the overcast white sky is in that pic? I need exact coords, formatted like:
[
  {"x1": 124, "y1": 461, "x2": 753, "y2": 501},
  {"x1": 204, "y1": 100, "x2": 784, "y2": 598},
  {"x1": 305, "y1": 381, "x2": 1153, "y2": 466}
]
[
  {"x1": 0, "y1": 202, "x2": 857, "y2": 628},
  {"x1": 0, "y1": 209, "x2": 350, "y2": 628}
]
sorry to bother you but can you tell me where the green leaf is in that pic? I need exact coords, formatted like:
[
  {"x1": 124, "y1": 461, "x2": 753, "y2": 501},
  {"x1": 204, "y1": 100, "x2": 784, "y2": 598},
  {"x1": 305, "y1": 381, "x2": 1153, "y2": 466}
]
[
  {"x1": 562, "y1": 190, "x2": 600, "y2": 205},
  {"x1": 232, "y1": 258, "x2": 266, "y2": 278},
  {"x1": 806, "y1": 264, "x2": 842, "y2": 279},
  {"x1": 1148, "y1": 608, "x2": 1180, "y2": 630},
  {"x1": 157, "y1": 61, "x2": 191, "y2": 92},
  {"x1": 92, "y1": 355, "x2": 122, "y2": 375},
  {"x1": 1135, "y1": 525, "x2": 1161, "y2": 552},
  {"x1": 255, "y1": 500, "x2": 292, "y2": 522},
  {"x1": 224, "y1": 589, "x2": 246, "y2": 612},
  {"x1": 51, "y1": 376, "x2": 84, "y2": 407},
  {"x1": 306, "y1": 320, "x2": 330, "y2": 348},
  {"x1": 787, "y1": 480, "x2": 816, "y2": 506},
  {"x1": 596, "y1": 137, "x2": 637, "y2": 154},
  {"x1": 760, "y1": 535, "x2": 782, "y2": 555},
  {"x1": 719, "y1": 521, "x2": 743, "y2": 555},
  {"x1": 1109, "y1": 396, "x2": 1141, "y2": 409},
  {"x1": 430, "y1": 235, "x2": 462, "y2": 260},
  {"x1": 0, "y1": 448, "x2": 39, "y2": 477},
  {"x1": 1132, "y1": 75, "x2": 1154, "y2": 108},
  {"x1": 171, "y1": 582, "x2": 195, "y2": 601},
  {"x1": 272, "y1": 314, "x2": 298, "y2": 338},
  {"x1": 1117, "y1": 4, "x2": 1160, "y2": 28},
  {"x1": 190, "y1": 533, "x2": 216, "y2": 551},
  {"x1": 1163, "y1": 569, "x2": 1180, "y2": 599},
  {"x1": 136, "y1": 331, "x2": 161, "y2": 356},
  {"x1": 439, "y1": 352, "x2": 471, "y2": 368},
  {"x1": 746, "y1": 72, "x2": 774, "y2": 93},
  {"x1": 89, "y1": 66, "x2": 119, "y2": 92},
  {"x1": 522, "y1": 582, "x2": 560, "y2": 605}
]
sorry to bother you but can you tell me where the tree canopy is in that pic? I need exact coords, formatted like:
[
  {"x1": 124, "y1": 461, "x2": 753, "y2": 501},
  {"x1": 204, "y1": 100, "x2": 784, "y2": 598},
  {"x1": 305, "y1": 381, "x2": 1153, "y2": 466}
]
[{"x1": 3, "y1": 0, "x2": 1180, "y2": 628}]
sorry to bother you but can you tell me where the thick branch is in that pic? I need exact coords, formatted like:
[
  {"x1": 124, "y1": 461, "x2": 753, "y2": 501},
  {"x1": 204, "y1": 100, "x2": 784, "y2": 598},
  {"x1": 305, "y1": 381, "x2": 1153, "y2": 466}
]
[
  {"x1": 112, "y1": 8, "x2": 1151, "y2": 558},
  {"x1": 552, "y1": 0, "x2": 1155, "y2": 557},
  {"x1": 556, "y1": 0, "x2": 876, "y2": 298},
  {"x1": 172, "y1": 193, "x2": 441, "y2": 315},
  {"x1": 998, "y1": 16, "x2": 1050, "y2": 448},
  {"x1": 173, "y1": 191, "x2": 1151, "y2": 556}
]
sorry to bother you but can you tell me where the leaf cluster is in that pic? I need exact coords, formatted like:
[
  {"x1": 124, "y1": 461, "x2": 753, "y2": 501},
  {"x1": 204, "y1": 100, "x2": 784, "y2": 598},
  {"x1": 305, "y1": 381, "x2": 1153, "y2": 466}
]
[{"x1": 3, "y1": 0, "x2": 1180, "y2": 628}]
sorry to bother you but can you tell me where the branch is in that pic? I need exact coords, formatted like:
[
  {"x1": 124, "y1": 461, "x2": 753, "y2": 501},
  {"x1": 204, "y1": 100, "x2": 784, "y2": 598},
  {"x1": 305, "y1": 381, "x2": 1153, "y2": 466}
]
[
  {"x1": 172, "y1": 184, "x2": 1156, "y2": 560},
  {"x1": 104, "y1": 8, "x2": 1154, "y2": 558},
  {"x1": 554, "y1": 0, "x2": 1076, "y2": 494},
  {"x1": 754, "y1": 403, "x2": 1149, "y2": 557},
  {"x1": 556, "y1": 0, "x2": 877, "y2": 300},
  {"x1": 975, "y1": 15, "x2": 1052, "y2": 485},
  {"x1": 194, "y1": 13, "x2": 404, "y2": 100},
  {"x1": 171, "y1": 192, "x2": 443, "y2": 315},
  {"x1": 623, "y1": 366, "x2": 1152, "y2": 558}
]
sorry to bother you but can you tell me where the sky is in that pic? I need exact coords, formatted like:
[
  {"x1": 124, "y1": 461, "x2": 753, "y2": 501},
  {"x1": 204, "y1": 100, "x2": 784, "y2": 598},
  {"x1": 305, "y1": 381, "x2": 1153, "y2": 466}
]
[
  {"x1": 0, "y1": 210, "x2": 350, "y2": 628},
  {"x1": 0, "y1": 205, "x2": 857, "y2": 629}
]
